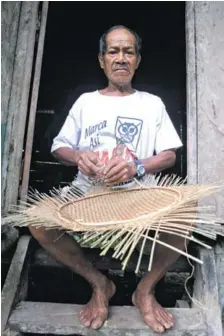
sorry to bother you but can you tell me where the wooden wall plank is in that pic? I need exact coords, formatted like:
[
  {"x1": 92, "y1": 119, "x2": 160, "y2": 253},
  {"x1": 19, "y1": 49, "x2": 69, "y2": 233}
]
[
  {"x1": 1, "y1": 2, "x2": 21, "y2": 125},
  {"x1": 1, "y1": 2, "x2": 39, "y2": 214},
  {"x1": 195, "y1": 2, "x2": 224, "y2": 218}
]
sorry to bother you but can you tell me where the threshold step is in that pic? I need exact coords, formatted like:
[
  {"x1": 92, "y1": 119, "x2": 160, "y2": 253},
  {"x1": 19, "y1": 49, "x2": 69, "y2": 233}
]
[{"x1": 9, "y1": 301, "x2": 207, "y2": 335}]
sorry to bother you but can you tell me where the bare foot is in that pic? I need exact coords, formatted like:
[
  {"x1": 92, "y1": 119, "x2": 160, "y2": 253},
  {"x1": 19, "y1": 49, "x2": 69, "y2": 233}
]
[
  {"x1": 79, "y1": 279, "x2": 116, "y2": 329},
  {"x1": 132, "y1": 290, "x2": 174, "y2": 333}
]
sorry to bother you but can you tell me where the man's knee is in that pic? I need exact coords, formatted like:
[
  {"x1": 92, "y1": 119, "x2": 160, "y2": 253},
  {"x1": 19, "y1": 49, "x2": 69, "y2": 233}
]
[{"x1": 29, "y1": 226, "x2": 55, "y2": 245}]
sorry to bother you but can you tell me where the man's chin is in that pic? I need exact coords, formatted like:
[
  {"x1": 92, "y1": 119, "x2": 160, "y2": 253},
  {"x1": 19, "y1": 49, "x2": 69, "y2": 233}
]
[{"x1": 112, "y1": 79, "x2": 132, "y2": 87}]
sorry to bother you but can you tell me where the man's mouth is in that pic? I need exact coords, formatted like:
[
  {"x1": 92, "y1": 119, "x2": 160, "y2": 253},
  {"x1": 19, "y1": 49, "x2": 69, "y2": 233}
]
[{"x1": 114, "y1": 68, "x2": 129, "y2": 73}]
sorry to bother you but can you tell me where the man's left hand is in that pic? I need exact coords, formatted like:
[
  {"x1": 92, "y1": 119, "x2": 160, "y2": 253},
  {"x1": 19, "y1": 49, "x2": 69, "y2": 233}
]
[{"x1": 103, "y1": 156, "x2": 136, "y2": 185}]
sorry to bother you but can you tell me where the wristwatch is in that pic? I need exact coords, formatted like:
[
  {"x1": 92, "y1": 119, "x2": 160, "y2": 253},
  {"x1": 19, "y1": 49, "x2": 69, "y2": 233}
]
[{"x1": 133, "y1": 158, "x2": 146, "y2": 180}]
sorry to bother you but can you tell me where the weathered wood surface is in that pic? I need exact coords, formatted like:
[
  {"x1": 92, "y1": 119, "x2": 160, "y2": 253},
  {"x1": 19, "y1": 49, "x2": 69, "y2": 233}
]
[
  {"x1": 1, "y1": 2, "x2": 21, "y2": 253},
  {"x1": 186, "y1": 4, "x2": 224, "y2": 333},
  {"x1": 186, "y1": 1, "x2": 224, "y2": 210},
  {"x1": 214, "y1": 240, "x2": 224, "y2": 336},
  {"x1": 196, "y1": 1, "x2": 224, "y2": 220},
  {"x1": 1, "y1": 2, "x2": 21, "y2": 125},
  {"x1": 215, "y1": 241, "x2": 224, "y2": 310},
  {"x1": 20, "y1": 2, "x2": 49, "y2": 201},
  {"x1": 9, "y1": 301, "x2": 206, "y2": 336},
  {"x1": 1, "y1": 1, "x2": 39, "y2": 214},
  {"x1": 193, "y1": 247, "x2": 222, "y2": 336},
  {"x1": 185, "y1": 2, "x2": 198, "y2": 185},
  {"x1": 1, "y1": 236, "x2": 31, "y2": 332},
  {"x1": 2, "y1": 329, "x2": 22, "y2": 336}
]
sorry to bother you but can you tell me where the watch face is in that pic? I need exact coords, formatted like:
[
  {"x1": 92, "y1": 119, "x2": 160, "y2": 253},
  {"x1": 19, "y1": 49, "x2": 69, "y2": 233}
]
[{"x1": 137, "y1": 164, "x2": 145, "y2": 176}]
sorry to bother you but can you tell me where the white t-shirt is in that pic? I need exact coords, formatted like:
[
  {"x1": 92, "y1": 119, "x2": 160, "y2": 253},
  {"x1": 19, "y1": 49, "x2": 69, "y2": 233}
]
[{"x1": 51, "y1": 90, "x2": 183, "y2": 192}]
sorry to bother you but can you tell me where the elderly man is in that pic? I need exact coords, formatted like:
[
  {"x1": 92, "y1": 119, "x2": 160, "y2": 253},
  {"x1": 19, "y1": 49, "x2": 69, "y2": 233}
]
[{"x1": 29, "y1": 25, "x2": 183, "y2": 333}]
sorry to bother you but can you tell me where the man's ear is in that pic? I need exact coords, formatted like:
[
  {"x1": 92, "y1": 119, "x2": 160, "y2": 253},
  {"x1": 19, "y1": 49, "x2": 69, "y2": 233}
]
[
  {"x1": 135, "y1": 55, "x2": 141, "y2": 69},
  {"x1": 98, "y1": 53, "x2": 104, "y2": 69}
]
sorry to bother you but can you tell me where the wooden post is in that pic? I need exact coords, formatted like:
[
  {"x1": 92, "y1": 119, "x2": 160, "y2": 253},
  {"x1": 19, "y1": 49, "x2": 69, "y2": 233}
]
[
  {"x1": 20, "y1": 2, "x2": 49, "y2": 201},
  {"x1": 186, "y1": 1, "x2": 224, "y2": 210},
  {"x1": 1, "y1": 2, "x2": 39, "y2": 214},
  {"x1": 193, "y1": 247, "x2": 222, "y2": 336},
  {"x1": 186, "y1": 2, "x2": 224, "y2": 335},
  {"x1": 185, "y1": 1, "x2": 198, "y2": 185}
]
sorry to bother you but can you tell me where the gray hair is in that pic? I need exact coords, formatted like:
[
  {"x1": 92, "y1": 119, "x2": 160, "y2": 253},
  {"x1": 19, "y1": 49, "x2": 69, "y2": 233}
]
[{"x1": 99, "y1": 25, "x2": 142, "y2": 55}]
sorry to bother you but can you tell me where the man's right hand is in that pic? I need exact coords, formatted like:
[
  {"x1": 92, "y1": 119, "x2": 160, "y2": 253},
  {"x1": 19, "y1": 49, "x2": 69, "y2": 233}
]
[{"x1": 76, "y1": 151, "x2": 103, "y2": 178}]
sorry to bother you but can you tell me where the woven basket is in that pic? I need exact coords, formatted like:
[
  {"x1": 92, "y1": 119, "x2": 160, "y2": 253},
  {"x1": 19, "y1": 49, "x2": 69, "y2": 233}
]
[{"x1": 3, "y1": 175, "x2": 224, "y2": 272}]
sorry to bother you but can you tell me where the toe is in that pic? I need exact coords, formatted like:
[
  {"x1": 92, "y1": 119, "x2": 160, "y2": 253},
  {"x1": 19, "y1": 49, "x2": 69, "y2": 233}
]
[
  {"x1": 160, "y1": 309, "x2": 174, "y2": 327},
  {"x1": 156, "y1": 311, "x2": 172, "y2": 330},
  {"x1": 81, "y1": 316, "x2": 92, "y2": 328},
  {"x1": 79, "y1": 310, "x2": 92, "y2": 328},
  {"x1": 91, "y1": 315, "x2": 106, "y2": 329},
  {"x1": 143, "y1": 313, "x2": 165, "y2": 333}
]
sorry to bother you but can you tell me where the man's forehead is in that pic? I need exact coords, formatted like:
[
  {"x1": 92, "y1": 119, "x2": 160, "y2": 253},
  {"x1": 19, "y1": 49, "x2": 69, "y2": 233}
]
[
  {"x1": 107, "y1": 39, "x2": 135, "y2": 47},
  {"x1": 106, "y1": 29, "x2": 135, "y2": 46}
]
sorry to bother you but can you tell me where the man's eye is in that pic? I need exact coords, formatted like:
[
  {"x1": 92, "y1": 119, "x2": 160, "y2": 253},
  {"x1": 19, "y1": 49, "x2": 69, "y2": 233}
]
[{"x1": 108, "y1": 50, "x2": 117, "y2": 54}]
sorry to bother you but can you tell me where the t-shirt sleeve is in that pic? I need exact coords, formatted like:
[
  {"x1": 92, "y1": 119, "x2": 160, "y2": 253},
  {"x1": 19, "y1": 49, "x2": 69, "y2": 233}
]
[
  {"x1": 155, "y1": 102, "x2": 183, "y2": 154},
  {"x1": 51, "y1": 98, "x2": 82, "y2": 153}
]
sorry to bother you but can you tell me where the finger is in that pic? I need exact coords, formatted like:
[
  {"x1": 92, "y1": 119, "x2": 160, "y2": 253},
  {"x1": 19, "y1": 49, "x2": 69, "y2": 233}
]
[
  {"x1": 82, "y1": 156, "x2": 102, "y2": 174},
  {"x1": 105, "y1": 161, "x2": 128, "y2": 179},
  {"x1": 103, "y1": 156, "x2": 122, "y2": 175},
  {"x1": 105, "y1": 169, "x2": 129, "y2": 184},
  {"x1": 87, "y1": 151, "x2": 100, "y2": 165},
  {"x1": 78, "y1": 158, "x2": 101, "y2": 176},
  {"x1": 78, "y1": 162, "x2": 95, "y2": 177},
  {"x1": 104, "y1": 157, "x2": 126, "y2": 176}
]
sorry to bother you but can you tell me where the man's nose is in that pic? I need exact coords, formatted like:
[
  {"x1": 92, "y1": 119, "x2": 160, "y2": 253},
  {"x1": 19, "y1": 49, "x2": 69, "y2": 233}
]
[{"x1": 116, "y1": 52, "x2": 127, "y2": 63}]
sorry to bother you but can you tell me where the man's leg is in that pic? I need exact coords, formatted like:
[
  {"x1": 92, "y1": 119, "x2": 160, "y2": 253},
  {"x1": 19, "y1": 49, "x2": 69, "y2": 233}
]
[
  {"x1": 132, "y1": 233, "x2": 188, "y2": 333},
  {"x1": 29, "y1": 227, "x2": 115, "y2": 329}
]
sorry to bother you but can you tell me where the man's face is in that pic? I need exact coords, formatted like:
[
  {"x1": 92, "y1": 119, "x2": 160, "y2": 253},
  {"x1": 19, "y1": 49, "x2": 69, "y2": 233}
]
[{"x1": 99, "y1": 29, "x2": 141, "y2": 86}]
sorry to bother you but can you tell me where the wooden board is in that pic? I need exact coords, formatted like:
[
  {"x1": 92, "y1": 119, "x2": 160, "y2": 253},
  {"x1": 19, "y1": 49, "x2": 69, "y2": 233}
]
[
  {"x1": 1, "y1": 236, "x2": 31, "y2": 332},
  {"x1": 193, "y1": 247, "x2": 222, "y2": 336},
  {"x1": 9, "y1": 301, "x2": 206, "y2": 336},
  {"x1": 1, "y1": 2, "x2": 38, "y2": 214},
  {"x1": 1, "y1": 2, "x2": 21, "y2": 124},
  {"x1": 185, "y1": 1, "x2": 198, "y2": 184},
  {"x1": 214, "y1": 240, "x2": 224, "y2": 336},
  {"x1": 20, "y1": 2, "x2": 49, "y2": 201}
]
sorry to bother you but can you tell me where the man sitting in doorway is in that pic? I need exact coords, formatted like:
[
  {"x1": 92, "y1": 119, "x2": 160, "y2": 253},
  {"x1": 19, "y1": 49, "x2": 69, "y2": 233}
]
[{"x1": 29, "y1": 25, "x2": 183, "y2": 333}]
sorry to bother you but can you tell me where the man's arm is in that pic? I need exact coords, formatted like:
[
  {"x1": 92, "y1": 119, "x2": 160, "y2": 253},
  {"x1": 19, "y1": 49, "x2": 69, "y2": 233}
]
[
  {"x1": 52, "y1": 147, "x2": 80, "y2": 166},
  {"x1": 53, "y1": 147, "x2": 102, "y2": 177},
  {"x1": 141, "y1": 149, "x2": 176, "y2": 175}
]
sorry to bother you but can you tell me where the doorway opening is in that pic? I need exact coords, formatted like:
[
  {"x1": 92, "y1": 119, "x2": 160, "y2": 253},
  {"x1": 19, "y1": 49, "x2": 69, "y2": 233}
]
[
  {"x1": 31, "y1": 1, "x2": 186, "y2": 193},
  {"x1": 27, "y1": 2, "x2": 190, "y2": 308}
]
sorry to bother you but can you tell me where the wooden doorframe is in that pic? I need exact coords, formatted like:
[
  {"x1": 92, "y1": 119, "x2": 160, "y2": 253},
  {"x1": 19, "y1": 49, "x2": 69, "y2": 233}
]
[
  {"x1": 1, "y1": 2, "x2": 49, "y2": 214},
  {"x1": 185, "y1": 1, "x2": 198, "y2": 185}
]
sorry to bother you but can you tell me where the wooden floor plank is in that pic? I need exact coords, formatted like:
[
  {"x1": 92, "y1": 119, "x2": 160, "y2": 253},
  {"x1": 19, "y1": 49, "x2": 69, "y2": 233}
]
[
  {"x1": 9, "y1": 301, "x2": 207, "y2": 335},
  {"x1": 1, "y1": 235, "x2": 31, "y2": 331}
]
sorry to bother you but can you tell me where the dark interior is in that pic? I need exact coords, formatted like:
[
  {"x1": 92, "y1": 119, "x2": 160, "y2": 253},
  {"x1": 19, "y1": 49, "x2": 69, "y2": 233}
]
[{"x1": 31, "y1": 1, "x2": 186, "y2": 194}]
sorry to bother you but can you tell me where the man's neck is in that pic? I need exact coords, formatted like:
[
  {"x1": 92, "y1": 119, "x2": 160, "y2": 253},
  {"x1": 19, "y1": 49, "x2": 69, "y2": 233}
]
[{"x1": 99, "y1": 83, "x2": 135, "y2": 96}]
